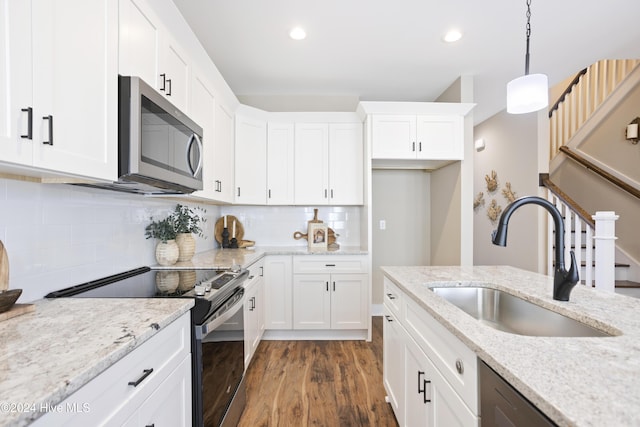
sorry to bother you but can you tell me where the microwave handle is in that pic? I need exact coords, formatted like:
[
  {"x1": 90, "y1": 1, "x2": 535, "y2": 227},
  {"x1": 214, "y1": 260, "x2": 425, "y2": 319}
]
[{"x1": 186, "y1": 133, "x2": 203, "y2": 177}]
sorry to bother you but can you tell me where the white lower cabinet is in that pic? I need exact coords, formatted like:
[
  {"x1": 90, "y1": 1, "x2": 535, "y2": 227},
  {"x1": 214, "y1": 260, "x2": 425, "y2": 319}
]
[
  {"x1": 263, "y1": 255, "x2": 293, "y2": 330},
  {"x1": 244, "y1": 258, "x2": 265, "y2": 369},
  {"x1": 292, "y1": 255, "x2": 368, "y2": 330},
  {"x1": 383, "y1": 277, "x2": 478, "y2": 427},
  {"x1": 31, "y1": 313, "x2": 191, "y2": 427}
]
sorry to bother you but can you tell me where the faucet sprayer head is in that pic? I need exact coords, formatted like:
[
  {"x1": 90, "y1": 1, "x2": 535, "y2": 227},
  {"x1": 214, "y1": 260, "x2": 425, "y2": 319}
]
[{"x1": 491, "y1": 224, "x2": 508, "y2": 246}]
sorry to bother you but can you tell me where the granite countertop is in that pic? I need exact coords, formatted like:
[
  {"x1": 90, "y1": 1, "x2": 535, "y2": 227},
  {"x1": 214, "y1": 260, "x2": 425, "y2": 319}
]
[
  {"x1": 381, "y1": 265, "x2": 640, "y2": 427},
  {"x1": 0, "y1": 298, "x2": 193, "y2": 427},
  {"x1": 153, "y1": 246, "x2": 368, "y2": 270}
]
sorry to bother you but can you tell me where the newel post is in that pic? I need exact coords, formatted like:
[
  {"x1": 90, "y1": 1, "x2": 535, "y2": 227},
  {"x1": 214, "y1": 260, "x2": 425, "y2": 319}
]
[{"x1": 592, "y1": 211, "x2": 619, "y2": 293}]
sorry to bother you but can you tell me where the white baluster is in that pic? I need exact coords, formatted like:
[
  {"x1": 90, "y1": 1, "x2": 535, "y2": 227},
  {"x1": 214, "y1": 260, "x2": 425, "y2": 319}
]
[
  {"x1": 574, "y1": 217, "x2": 582, "y2": 285},
  {"x1": 592, "y1": 211, "x2": 619, "y2": 292},
  {"x1": 585, "y1": 225, "x2": 594, "y2": 287}
]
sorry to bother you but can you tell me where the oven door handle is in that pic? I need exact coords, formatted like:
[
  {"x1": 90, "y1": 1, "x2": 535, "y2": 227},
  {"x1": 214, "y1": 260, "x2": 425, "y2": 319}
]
[{"x1": 197, "y1": 289, "x2": 244, "y2": 339}]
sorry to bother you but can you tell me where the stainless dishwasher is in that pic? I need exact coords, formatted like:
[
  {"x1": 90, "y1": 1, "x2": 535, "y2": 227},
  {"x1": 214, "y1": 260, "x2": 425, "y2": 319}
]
[{"x1": 480, "y1": 361, "x2": 557, "y2": 427}]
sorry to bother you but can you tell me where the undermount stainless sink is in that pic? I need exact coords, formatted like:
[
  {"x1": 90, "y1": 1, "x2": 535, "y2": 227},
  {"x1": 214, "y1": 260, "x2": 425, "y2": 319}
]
[{"x1": 430, "y1": 287, "x2": 612, "y2": 337}]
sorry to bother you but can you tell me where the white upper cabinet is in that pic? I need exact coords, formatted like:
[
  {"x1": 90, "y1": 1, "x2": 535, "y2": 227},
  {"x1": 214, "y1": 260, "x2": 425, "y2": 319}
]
[
  {"x1": 235, "y1": 114, "x2": 267, "y2": 205},
  {"x1": 213, "y1": 103, "x2": 236, "y2": 203},
  {"x1": 293, "y1": 123, "x2": 329, "y2": 205},
  {"x1": 329, "y1": 123, "x2": 363, "y2": 205},
  {"x1": 119, "y1": 0, "x2": 190, "y2": 113},
  {"x1": 0, "y1": 0, "x2": 34, "y2": 166},
  {"x1": 0, "y1": 0, "x2": 118, "y2": 181},
  {"x1": 266, "y1": 122, "x2": 295, "y2": 205},
  {"x1": 294, "y1": 122, "x2": 363, "y2": 205},
  {"x1": 189, "y1": 71, "x2": 218, "y2": 199},
  {"x1": 372, "y1": 114, "x2": 463, "y2": 161}
]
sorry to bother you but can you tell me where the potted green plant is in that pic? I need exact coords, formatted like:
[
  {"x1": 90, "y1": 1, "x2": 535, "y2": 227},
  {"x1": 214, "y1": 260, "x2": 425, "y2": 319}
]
[
  {"x1": 145, "y1": 217, "x2": 179, "y2": 266},
  {"x1": 171, "y1": 204, "x2": 206, "y2": 262}
]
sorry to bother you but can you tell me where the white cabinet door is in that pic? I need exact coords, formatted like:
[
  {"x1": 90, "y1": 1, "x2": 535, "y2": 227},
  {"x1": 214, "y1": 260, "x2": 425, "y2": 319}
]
[
  {"x1": 0, "y1": 0, "x2": 33, "y2": 166},
  {"x1": 138, "y1": 354, "x2": 192, "y2": 427},
  {"x1": 235, "y1": 116, "x2": 267, "y2": 204},
  {"x1": 266, "y1": 122, "x2": 295, "y2": 205},
  {"x1": 264, "y1": 255, "x2": 293, "y2": 330},
  {"x1": 293, "y1": 273, "x2": 331, "y2": 329},
  {"x1": 294, "y1": 123, "x2": 329, "y2": 205},
  {"x1": 404, "y1": 331, "x2": 476, "y2": 427},
  {"x1": 244, "y1": 274, "x2": 260, "y2": 368},
  {"x1": 416, "y1": 115, "x2": 463, "y2": 160},
  {"x1": 329, "y1": 123, "x2": 363, "y2": 205},
  {"x1": 160, "y1": 35, "x2": 190, "y2": 113},
  {"x1": 372, "y1": 115, "x2": 416, "y2": 159},
  {"x1": 118, "y1": 0, "x2": 161, "y2": 88},
  {"x1": 190, "y1": 72, "x2": 218, "y2": 199},
  {"x1": 330, "y1": 273, "x2": 368, "y2": 329},
  {"x1": 213, "y1": 103, "x2": 235, "y2": 202},
  {"x1": 383, "y1": 311, "x2": 405, "y2": 426}
]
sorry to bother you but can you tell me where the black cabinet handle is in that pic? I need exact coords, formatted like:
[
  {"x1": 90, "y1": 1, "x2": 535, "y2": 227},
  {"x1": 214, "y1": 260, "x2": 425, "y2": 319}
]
[
  {"x1": 42, "y1": 115, "x2": 53, "y2": 145},
  {"x1": 412, "y1": 141, "x2": 416, "y2": 152},
  {"x1": 419, "y1": 142, "x2": 422, "y2": 152},
  {"x1": 268, "y1": 189, "x2": 271, "y2": 199},
  {"x1": 333, "y1": 281, "x2": 335, "y2": 291},
  {"x1": 237, "y1": 187, "x2": 241, "y2": 197},
  {"x1": 325, "y1": 264, "x2": 336, "y2": 267},
  {"x1": 386, "y1": 293, "x2": 396, "y2": 300},
  {"x1": 166, "y1": 79, "x2": 172, "y2": 96},
  {"x1": 249, "y1": 296, "x2": 256, "y2": 311},
  {"x1": 128, "y1": 368, "x2": 153, "y2": 387},
  {"x1": 326, "y1": 281, "x2": 329, "y2": 292},
  {"x1": 145, "y1": 424, "x2": 155, "y2": 427},
  {"x1": 324, "y1": 189, "x2": 328, "y2": 198},
  {"x1": 330, "y1": 189, "x2": 334, "y2": 199},
  {"x1": 384, "y1": 315, "x2": 393, "y2": 322},
  {"x1": 418, "y1": 371, "x2": 431, "y2": 403},
  {"x1": 21, "y1": 107, "x2": 33, "y2": 139},
  {"x1": 259, "y1": 266, "x2": 264, "y2": 277},
  {"x1": 159, "y1": 74, "x2": 166, "y2": 91}
]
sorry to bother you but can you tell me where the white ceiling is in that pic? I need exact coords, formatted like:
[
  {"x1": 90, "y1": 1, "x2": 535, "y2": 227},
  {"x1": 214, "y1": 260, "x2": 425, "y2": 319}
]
[{"x1": 173, "y1": 0, "x2": 640, "y2": 124}]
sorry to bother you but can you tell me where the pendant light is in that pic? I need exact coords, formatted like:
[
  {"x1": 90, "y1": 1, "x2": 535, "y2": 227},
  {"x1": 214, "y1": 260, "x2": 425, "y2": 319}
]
[{"x1": 507, "y1": 0, "x2": 548, "y2": 114}]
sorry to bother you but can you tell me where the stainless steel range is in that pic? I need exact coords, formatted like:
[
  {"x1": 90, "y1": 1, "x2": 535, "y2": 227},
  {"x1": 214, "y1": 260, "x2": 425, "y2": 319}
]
[{"x1": 46, "y1": 266, "x2": 249, "y2": 427}]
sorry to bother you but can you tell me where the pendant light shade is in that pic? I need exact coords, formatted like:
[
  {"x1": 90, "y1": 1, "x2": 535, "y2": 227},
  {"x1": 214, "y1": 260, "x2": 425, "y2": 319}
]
[
  {"x1": 507, "y1": 0, "x2": 548, "y2": 114},
  {"x1": 507, "y1": 73, "x2": 548, "y2": 114}
]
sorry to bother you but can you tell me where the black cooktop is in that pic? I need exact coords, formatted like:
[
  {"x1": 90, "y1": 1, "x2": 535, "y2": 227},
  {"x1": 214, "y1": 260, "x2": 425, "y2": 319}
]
[{"x1": 45, "y1": 267, "x2": 247, "y2": 325}]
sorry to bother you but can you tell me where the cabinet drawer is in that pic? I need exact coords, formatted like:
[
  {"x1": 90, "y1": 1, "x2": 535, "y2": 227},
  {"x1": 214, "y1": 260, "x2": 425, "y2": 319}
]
[
  {"x1": 33, "y1": 313, "x2": 191, "y2": 426},
  {"x1": 246, "y1": 258, "x2": 265, "y2": 282},
  {"x1": 404, "y1": 297, "x2": 478, "y2": 415},
  {"x1": 293, "y1": 255, "x2": 367, "y2": 274},
  {"x1": 383, "y1": 277, "x2": 403, "y2": 318}
]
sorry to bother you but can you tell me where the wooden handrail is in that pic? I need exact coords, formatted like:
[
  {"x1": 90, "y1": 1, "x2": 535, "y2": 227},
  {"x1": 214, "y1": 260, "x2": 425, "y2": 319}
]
[
  {"x1": 559, "y1": 146, "x2": 640, "y2": 200},
  {"x1": 548, "y1": 68, "x2": 588, "y2": 118},
  {"x1": 539, "y1": 173, "x2": 595, "y2": 227}
]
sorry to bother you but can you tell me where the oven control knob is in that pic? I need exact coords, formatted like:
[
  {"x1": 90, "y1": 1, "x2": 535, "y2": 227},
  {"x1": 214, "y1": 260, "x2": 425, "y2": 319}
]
[{"x1": 194, "y1": 285, "x2": 206, "y2": 296}]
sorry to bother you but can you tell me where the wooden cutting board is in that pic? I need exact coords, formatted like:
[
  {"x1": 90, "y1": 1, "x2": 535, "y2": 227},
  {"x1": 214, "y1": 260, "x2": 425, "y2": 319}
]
[{"x1": 0, "y1": 240, "x2": 9, "y2": 292}]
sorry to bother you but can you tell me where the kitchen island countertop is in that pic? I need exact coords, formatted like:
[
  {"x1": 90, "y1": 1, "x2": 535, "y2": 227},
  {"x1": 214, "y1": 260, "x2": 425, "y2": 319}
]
[
  {"x1": 153, "y1": 246, "x2": 368, "y2": 270},
  {"x1": 0, "y1": 298, "x2": 193, "y2": 427},
  {"x1": 381, "y1": 265, "x2": 640, "y2": 427}
]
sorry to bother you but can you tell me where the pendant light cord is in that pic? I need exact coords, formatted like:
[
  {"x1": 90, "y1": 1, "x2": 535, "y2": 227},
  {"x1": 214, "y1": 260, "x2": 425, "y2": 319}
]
[{"x1": 524, "y1": 0, "x2": 532, "y2": 75}]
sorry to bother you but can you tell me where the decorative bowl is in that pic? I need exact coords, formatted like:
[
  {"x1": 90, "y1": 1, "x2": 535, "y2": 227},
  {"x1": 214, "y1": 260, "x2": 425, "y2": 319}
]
[{"x1": 0, "y1": 289, "x2": 22, "y2": 313}]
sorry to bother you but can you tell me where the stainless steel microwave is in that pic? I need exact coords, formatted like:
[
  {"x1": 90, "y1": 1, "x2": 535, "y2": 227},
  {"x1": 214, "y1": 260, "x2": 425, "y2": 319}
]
[{"x1": 83, "y1": 76, "x2": 204, "y2": 194}]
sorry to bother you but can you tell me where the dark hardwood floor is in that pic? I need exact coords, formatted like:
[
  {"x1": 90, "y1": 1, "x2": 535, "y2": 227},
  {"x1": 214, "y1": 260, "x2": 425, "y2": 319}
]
[{"x1": 238, "y1": 317, "x2": 399, "y2": 427}]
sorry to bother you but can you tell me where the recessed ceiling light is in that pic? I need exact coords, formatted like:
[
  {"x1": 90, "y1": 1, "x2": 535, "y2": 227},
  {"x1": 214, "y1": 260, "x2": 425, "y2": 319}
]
[
  {"x1": 443, "y1": 29, "x2": 463, "y2": 43},
  {"x1": 289, "y1": 27, "x2": 307, "y2": 40}
]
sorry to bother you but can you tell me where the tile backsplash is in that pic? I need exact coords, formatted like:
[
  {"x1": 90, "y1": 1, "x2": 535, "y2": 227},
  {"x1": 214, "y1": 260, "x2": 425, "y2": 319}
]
[
  {"x1": 0, "y1": 179, "x2": 219, "y2": 303},
  {"x1": 0, "y1": 178, "x2": 362, "y2": 302}
]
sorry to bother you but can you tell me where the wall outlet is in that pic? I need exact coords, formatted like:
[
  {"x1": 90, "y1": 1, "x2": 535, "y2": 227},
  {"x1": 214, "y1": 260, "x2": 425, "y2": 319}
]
[{"x1": 379, "y1": 220, "x2": 386, "y2": 230}]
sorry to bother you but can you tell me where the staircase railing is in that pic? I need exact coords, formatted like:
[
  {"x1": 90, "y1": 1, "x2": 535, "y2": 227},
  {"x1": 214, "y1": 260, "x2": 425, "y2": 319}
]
[
  {"x1": 549, "y1": 59, "x2": 640, "y2": 160},
  {"x1": 540, "y1": 174, "x2": 618, "y2": 291}
]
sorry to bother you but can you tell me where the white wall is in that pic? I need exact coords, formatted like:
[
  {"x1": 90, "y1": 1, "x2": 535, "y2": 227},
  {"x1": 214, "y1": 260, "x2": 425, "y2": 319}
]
[
  {"x1": 0, "y1": 179, "x2": 220, "y2": 303},
  {"x1": 473, "y1": 111, "x2": 540, "y2": 271}
]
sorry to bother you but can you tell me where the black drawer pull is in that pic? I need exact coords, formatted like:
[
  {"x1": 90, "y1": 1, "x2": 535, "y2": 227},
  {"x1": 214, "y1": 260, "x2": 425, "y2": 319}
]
[
  {"x1": 384, "y1": 315, "x2": 393, "y2": 322},
  {"x1": 325, "y1": 264, "x2": 336, "y2": 267},
  {"x1": 128, "y1": 368, "x2": 154, "y2": 387},
  {"x1": 386, "y1": 293, "x2": 396, "y2": 300},
  {"x1": 166, "y1": 78, "x2": 172, "y2": 96},
  {"x1": 21, "y1": 107, "x2": 33, "y2": 139},
  {"x1": 159, "y1": 73, "x2": 166, "y2": 91},
  {"x1": 42, "y1": 115, "x2": 53, "y2": 145}
]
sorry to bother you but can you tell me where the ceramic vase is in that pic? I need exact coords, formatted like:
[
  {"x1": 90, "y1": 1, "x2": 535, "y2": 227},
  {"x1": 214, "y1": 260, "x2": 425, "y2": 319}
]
[
  {"x1": 155, "y1": 240, "x2": 179, "y2": 266},
  {"x1": 176, "y1": 233, "x2": 196, "y2": 262}
]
